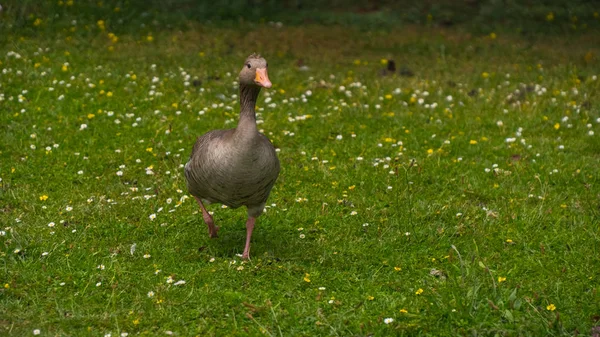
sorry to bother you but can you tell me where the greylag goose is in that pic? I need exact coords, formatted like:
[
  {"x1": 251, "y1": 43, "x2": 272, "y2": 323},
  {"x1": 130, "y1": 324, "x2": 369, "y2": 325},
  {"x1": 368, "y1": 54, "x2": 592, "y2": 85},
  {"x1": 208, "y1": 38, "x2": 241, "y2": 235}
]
[{"x1": 185, "y1": 54, "x2": 280, "y2": 259}]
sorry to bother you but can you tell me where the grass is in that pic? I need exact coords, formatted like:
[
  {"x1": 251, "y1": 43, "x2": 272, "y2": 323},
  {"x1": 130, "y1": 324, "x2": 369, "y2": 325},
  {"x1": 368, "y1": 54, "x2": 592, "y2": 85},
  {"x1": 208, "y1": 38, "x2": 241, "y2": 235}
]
[{"x1": 1, "y1": 2, "x2": 600, "y2": 336}]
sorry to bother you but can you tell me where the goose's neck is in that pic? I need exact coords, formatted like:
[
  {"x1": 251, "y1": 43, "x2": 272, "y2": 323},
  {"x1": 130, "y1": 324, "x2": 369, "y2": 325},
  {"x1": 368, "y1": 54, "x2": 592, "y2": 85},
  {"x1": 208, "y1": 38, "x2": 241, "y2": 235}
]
[{"x1": 237, "y1": 84, "x2": 261, "y2": 132}]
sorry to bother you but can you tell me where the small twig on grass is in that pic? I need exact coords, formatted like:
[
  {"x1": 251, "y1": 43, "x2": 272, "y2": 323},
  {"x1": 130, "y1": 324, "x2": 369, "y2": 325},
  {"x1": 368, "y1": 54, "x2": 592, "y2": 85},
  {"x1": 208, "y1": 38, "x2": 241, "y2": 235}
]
[{"x1": 451, "y1": 245, "x2": 466, "y2": 285}]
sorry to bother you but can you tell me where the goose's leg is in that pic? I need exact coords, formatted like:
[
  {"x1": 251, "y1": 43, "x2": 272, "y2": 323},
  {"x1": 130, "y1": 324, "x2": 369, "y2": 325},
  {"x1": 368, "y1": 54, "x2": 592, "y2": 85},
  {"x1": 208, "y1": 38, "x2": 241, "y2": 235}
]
[
  {"x1": 194, "y1": 196, "x2": 219, "y2": 238},
  {"x1": 241, "y1": 216, "x2": 256, "y2": 259}
]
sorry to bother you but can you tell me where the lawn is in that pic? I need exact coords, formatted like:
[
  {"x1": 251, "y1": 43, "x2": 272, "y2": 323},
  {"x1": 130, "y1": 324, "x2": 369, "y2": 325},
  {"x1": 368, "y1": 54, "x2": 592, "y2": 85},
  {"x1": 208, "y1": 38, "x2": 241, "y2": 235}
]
[{"x1": 1, "y1": 1, "x2": 600, "y2": 336}]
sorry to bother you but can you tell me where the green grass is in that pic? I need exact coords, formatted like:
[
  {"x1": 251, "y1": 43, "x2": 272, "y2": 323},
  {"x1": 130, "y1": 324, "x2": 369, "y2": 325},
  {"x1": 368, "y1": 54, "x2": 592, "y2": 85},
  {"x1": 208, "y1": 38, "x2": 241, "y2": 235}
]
[
  {"x1": 1, "y1": 3, "x2": 600, "y2": 336},
  {"x1": 3, "y1": 0, "x2": 600, "y2": 34}
]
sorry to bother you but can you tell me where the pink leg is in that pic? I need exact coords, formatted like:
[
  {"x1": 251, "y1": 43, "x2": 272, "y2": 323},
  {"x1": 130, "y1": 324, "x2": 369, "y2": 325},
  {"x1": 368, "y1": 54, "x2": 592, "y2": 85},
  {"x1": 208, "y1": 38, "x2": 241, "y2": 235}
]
[
  {"x1": 242, "y1": 217, "x2": 256, "y2": 260},
  {"x1": 194, "y1": 196, "x2": 219, "y2": 238}
]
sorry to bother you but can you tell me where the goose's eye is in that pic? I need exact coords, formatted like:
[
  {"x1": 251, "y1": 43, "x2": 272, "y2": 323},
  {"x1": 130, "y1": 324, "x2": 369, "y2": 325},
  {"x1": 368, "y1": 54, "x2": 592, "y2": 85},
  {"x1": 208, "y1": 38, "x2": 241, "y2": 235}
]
[{"x1": 246, "y1": 64, "x2": 251, "y2": 69}]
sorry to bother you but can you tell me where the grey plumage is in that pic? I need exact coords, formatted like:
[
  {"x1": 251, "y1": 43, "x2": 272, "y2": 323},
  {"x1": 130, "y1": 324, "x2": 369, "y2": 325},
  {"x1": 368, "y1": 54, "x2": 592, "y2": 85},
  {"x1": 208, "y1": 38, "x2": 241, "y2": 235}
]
[
  {"x1": 184, "y1": 54, "x2": 279, "y2": 258},
  {"x1": 184, "y1": 128, "x2": 279, "y2": 217}
]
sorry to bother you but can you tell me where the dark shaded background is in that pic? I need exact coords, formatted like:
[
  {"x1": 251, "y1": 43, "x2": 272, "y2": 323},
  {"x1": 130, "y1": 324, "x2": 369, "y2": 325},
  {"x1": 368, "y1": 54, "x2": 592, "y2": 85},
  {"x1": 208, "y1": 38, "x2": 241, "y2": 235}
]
[{"x1": 1, "y1": 0, "x2": 598, "y2": 36}]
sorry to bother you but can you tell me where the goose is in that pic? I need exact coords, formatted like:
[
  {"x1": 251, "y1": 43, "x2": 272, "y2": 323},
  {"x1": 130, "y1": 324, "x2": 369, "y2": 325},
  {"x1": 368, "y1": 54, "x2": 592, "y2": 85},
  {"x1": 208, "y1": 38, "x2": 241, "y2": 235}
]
[{"x1": 184, "y1": 54, "x2": 280, "y2": 259}]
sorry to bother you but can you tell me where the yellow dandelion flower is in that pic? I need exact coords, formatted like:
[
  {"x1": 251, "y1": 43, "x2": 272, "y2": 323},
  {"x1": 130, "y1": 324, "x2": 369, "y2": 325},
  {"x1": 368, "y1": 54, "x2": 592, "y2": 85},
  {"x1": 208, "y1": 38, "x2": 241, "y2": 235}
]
[
  {"x1": 415, "y1": 288, "x2": 424, "y2": 295},
  {"x1": 147, "y1": 35, "x2": 154, "y2": 42},
  {"x1": 97, "y1": 20, "x2": 105, "y2": 31},
  {"x1": 384, "y1": 137, "x2": 394, "y2": 143},
  {"x1": 4, "y1": 283, "x2": 9, "y2": 289},
  {"x1": 409, "y1": 96, "x2": 417, "y2": 104},
  {"x1": 385, "y1": 94, "x2": 392, "y2": 100},
  {"x1": 400, "y1": 308, "x2": 408, "y2": 313},
  {"x1": 547, "y1": 304, "x2": 556, "y2": 311},
  {"x1": 469, "y1": 140, "x2": 478, "y2": 145},
  {"x1": 62, "y1": 64, "x2": 68, "y2": 72},
  {"x1": 367, "y1": 296, "x2": 374, "y2": 301},
  {"x1": 33, "y1": 18, "x2": 42, "y2": 26},
  {"x1": 348, "y1": 185, "x2": 356, "y2": 190},
  {"x1": 106, "y1": 91, "x2": 113, "y2": 97},
  {"x1": 303, "y1": 273, "x2": 311, "y2": 282},
  {"x1": 380, "y1": 59, "x2": 387, "y2": 65},
  {"x1": 482, "y1": 72, "x2": 489, "y2": 79},
  {"x1": 489, "y1": 32, "x2": 497, "y2": 40},
  {"x1": 34, "y1": 63, "x2": 41, "y2": 68},
  {"x1": 279, "y1": 89, "x2": 285, "y2": 94},
  {"x1": 353, "y1": 59, "x2": 361, "y2": 65},
  {"x1": 554, "y1": 123, "x2": 560, "y2": 130},
  {"x1": 87, "y1": 113, "x2": 95, "y2": 119},
  {"x1": 131, "y1": 74, "x2": 137, "y2": 80},
  {"x1": 546, "y1": 12, "x2": 554, "y2": 22},
  {"x1": 39, "y1": 195, "x2": 49, "y2": 201},
  {"x1": 498, "y1": 276, "x2": 506, "y2": 283},
  {"x1": 172, "y1": 103, "x2": 178, "y2": 108},
  {"x1": 427, "y1": 149, "x2": 434, "y2": 155},
  {"x1": 146, "y1": 147, "x2": 153, "y2": 152},
  {"x1": 506, "y1": 239, "x2": 513, "y2": 243},
  {"x1": 394, "y1": 266, "x2": 401, "y2": 271}
]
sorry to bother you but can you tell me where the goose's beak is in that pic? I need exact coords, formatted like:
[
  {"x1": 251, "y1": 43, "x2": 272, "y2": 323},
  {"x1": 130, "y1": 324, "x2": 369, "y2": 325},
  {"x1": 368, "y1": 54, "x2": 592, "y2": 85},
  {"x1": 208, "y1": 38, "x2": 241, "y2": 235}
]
[{"x1": 255, "y1": 68, "x2": 272, "y2": 88}]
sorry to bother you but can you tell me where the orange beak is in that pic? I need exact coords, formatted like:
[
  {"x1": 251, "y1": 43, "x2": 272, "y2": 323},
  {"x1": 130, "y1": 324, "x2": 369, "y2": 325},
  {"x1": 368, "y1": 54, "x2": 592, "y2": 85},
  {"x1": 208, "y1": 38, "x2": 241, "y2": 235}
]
[{"x1": 254, "y1": 68, "x2": 272, "y2": 88}]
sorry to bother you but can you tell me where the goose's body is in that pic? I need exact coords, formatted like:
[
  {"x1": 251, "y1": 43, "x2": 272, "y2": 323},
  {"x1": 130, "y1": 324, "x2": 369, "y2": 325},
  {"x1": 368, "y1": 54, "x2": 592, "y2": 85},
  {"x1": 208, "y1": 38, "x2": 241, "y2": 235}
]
[
  {"x1": 185, "y1": 128, "x2": 279, "y2": 215},
  {"x1": 185, "y1": 54, "x2": 279, "y2": 259}
]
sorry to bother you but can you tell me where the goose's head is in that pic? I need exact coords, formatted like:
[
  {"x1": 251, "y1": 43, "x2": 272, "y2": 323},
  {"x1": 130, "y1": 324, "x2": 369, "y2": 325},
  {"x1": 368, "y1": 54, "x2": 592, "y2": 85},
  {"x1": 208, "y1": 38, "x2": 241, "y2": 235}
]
[{"x1": 239, "y1": 54, "x2": 271, "y2": 88}]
